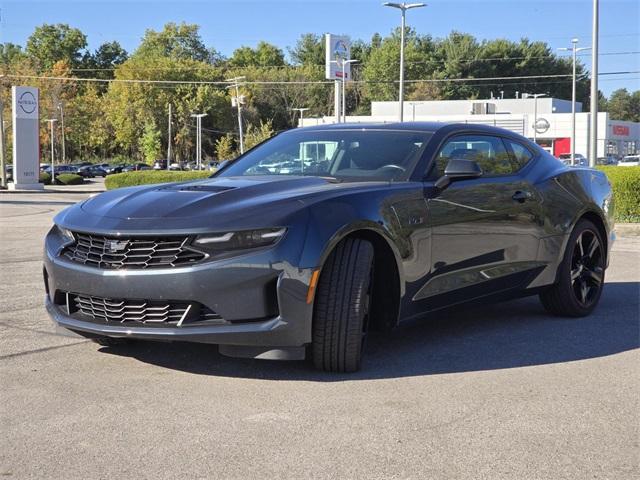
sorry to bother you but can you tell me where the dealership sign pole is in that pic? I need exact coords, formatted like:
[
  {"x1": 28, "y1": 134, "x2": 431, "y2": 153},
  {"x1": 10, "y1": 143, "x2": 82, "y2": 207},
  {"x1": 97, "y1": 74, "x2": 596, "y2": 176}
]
[
  {"x1": 326, "y1": 34, "x2": 351, "y2": 124},
  {"x1": 10, "y1": 86, "x2": 42, "y2": 190}
]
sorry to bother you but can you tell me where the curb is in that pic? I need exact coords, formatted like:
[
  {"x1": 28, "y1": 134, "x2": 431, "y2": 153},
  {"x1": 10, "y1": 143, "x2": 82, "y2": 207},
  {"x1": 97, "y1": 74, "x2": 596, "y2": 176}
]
[{"x1": 616, "y1": 223, "x2": 640, "y2": 236}]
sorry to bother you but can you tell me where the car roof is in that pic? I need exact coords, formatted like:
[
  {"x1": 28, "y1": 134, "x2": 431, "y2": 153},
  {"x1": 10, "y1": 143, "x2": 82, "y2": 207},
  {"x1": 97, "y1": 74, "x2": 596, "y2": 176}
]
[{"x1": 298, "y1": 121, "x2": 522, "y2": 134}]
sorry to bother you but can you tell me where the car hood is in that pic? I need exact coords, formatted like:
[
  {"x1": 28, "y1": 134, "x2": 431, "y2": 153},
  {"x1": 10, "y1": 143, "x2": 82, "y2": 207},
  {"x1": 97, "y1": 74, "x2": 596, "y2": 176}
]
[{"x1": 80, "y1": 176, "x2": 357, "y2": 220}]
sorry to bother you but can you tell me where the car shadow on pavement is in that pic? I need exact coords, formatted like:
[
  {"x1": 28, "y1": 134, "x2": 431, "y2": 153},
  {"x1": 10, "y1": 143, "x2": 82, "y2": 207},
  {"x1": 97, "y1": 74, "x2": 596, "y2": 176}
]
[{"x1": 100, "y1": 281, "x2": 639, "y2": 381}]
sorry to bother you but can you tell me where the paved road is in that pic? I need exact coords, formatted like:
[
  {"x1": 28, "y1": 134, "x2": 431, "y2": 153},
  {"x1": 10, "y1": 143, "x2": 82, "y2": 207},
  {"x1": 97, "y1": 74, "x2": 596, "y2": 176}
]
[{"x1": 1, "y1": 192, "x2": 638, "y2": 480}]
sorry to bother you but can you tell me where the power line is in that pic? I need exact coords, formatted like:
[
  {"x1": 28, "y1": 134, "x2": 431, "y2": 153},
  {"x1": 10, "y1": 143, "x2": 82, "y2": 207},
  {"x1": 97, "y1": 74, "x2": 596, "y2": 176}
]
[{"x1": 64, "y1": 50, "x2": 640, "y2": 72}]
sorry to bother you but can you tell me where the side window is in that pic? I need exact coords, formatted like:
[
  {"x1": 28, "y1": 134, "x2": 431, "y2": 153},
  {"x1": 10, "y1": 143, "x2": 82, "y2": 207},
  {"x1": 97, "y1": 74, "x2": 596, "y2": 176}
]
[
  {"x1": 435, "y1": 135, "x2": 515, "y2": 177},
  {"x1": 505, "y1": 139, "x2": 534, "y2": 170}
]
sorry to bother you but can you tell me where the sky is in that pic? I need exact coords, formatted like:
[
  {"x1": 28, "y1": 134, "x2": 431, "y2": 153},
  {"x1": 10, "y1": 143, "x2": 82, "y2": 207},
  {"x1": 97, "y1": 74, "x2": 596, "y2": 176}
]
[{"x1": 1, "y1": 0, "x2": 638, "y2": 96}]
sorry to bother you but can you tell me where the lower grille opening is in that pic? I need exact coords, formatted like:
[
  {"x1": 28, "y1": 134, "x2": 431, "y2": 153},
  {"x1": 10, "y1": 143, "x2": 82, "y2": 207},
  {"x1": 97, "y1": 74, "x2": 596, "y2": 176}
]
[{"x1": 60, "y1": 292, "x2": 226, "y2": 327}]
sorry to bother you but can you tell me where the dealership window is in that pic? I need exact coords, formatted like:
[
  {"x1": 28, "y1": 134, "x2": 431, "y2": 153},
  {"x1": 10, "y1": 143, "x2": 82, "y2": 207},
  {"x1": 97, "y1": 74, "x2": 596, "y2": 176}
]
[{"x1": 435, "y1": 135, "x2": 514, "y2": 176}]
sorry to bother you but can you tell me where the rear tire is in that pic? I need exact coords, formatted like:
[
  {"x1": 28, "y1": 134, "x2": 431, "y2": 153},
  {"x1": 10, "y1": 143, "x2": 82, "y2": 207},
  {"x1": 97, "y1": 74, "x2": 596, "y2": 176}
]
[
  {"x1": 540, "y1": 219, "x2": 605, "y2": 317},
  {"x1": 312, "y1": 238, "x2": 374, "y2": 373}
]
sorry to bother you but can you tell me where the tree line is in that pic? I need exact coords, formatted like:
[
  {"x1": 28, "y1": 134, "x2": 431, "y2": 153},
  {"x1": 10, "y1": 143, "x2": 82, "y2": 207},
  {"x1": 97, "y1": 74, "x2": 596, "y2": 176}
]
[{"x1": 1, "y1": 22, "x2": 638, "y2": 164}]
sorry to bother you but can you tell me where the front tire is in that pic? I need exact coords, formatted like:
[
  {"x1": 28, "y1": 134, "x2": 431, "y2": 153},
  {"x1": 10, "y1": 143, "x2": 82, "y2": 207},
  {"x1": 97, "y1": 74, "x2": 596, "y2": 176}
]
[
  {"x1": 540, "y1": 219, "x2": 606, "y2": 317},
  {"x1": 312, "y1": 238, "x2": 374, "y2": 373}
]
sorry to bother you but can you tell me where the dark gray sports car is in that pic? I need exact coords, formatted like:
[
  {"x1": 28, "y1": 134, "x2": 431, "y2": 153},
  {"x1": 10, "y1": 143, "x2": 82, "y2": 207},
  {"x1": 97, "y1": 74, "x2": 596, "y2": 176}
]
[{"x1": 44, "y1": 123, "x2": 615, "y2": 372}]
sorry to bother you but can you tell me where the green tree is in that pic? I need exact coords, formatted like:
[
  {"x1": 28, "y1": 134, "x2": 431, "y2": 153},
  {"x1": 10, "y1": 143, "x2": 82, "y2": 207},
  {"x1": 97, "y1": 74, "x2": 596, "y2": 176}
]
[
  {"x1": 0, "y1": 43, "x2": 25, "y2": 65},
  {"x1": 230, "y1": 41, "x2": 286, "y2": 67},
  {"x1": 81, "y1": 41, "x2": 128, "y2": 80},
  {"x1": 215, "y1": 134, "x2": 236, "y2": 160},
  {"x1": 140, "y1": 121, "x2": 162, "y2": 164},
  {"x1": 243, "y1": 120, "x2": 274, "y2": 150},
  {"x1": 25, "y1": 24, "x2": 87, "y2": 70},
  {"x1": 289, "y1": 34, "x2": 324, "y2": 66},
  {"x1": 607, "y1": 88, "x2": 640, "y2": 122},
  {"x1": 135, "y1": 22, "x2": 212, "y2": 62}
]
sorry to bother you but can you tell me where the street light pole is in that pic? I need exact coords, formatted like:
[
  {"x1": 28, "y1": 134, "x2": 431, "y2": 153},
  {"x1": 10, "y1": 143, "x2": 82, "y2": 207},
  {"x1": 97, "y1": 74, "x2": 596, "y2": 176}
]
[
  {"x1": 167, "y1": 103, "x2": 172, "y2": 170},
  {"x1": 291, "y1": 108, "x2": 310, "y2": 127},
  {"x1": 57, "y1": 102, "x2": 65, "y2": 164},
  {"x1": 0, "y1": 97, "x2": 6, "y2": 188},
  {"x1": 558, "y1": 39, "x2": 591, "y2": 166},
  {"x1": 383, "y1": 2, "x2": 426, "y2": 122},
  {"x1": 47, "y1": 119, "x2": 58, "y2": 179},
  {"x1": 589, "y1": 0, "x2": 599, "y2": 167},
  {"x1": 190, "y1": 113, "x2": 207, "y2": 169}
]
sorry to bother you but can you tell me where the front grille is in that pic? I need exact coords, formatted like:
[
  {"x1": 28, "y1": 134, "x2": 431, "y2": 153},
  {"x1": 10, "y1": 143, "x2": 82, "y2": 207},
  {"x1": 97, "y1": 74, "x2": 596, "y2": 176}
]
[
  {"x1": 62, "y1": 232, "x2": 206, "y2": 269},
  {"x1": 66, "y1": 292, "x2": 225, "y2": 326}
]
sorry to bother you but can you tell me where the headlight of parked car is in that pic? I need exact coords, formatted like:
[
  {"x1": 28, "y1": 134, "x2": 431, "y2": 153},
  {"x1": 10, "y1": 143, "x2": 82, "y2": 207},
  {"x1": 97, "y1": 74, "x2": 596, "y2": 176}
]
[{"x1": 193, "y1": 228, "x2": 286, "y2": 258}]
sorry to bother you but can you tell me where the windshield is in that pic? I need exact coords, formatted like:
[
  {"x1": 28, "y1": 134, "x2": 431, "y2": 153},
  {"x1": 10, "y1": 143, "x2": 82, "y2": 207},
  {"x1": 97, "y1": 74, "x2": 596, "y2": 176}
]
[{"x1": 218, "y1": 129, "x2": 432, "y2": 182}]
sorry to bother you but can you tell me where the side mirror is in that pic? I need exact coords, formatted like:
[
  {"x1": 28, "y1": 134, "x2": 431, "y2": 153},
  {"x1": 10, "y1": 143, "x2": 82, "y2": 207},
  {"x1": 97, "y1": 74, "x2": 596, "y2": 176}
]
[{"x1": 435, "y1": 158, "x2": 483, "y2": 189}]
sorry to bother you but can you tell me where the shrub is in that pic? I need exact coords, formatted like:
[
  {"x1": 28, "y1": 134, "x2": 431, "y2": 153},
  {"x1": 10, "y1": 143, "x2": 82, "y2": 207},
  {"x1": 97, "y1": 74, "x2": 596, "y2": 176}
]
[
  {"x1": 596, "y1": 166, "x2": 640, "y2": 222},
  {"x1": 39, "y1": 172, "x2": 51, "y2": 185},
  {"x1": 105, "y1": 170, "x2": 211, "y2": 190},
  {"x1": 55, "y1": 173, "x2": 84, "y2": 185}
]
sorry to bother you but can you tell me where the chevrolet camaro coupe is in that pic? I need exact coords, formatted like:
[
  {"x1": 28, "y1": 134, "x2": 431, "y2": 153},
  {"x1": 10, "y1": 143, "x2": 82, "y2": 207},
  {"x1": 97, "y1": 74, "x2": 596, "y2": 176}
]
[{"x1": 44, "y1": 123, "x2": 614, "y2": 372}]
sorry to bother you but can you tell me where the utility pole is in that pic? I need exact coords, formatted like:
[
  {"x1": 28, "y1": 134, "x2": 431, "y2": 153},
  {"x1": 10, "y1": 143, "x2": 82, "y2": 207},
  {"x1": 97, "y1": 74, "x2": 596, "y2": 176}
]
[
  {"x1": 47, "y1": 119, "x2": 58, "y2": 179},
  {"x1": 0, "y1": 97, "x2": 6, "y2": 188},
  {"x1": 291, "y1": 107, "x2": 310, "y2": 127},
  {"x1": 190, "y1": 113, "x2": 207, "y2": 169},
  {"x1": 558, "y1": 39, "x2": 590, "y2": 166},
  {"x1": 226, "y1": 76, "x2": 246, "y2": 154},
  {"x1": 167, "y1": 103, "x2": 172, "y2": 170},
  {"x1": 383, "y1": 2, "x2": 426, "y2": 122},
  {"x1": 589, "y1": 0, "x2": 599, "y2": 167},
  {"x1": 57, "y1": 102, "x2": 65, "y2": 164}
]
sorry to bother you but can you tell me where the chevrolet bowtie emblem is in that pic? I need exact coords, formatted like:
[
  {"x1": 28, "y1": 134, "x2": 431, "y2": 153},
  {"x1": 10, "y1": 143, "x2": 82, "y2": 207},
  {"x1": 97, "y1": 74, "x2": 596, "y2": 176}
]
[{"x1": 105, "y1": 240, "x2": 128, "y2": 253}]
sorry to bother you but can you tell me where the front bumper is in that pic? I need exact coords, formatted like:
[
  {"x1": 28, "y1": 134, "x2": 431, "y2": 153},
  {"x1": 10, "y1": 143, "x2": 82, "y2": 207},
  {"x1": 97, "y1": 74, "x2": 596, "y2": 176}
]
[
  {"x1": 45, "y1": 295, "x2": 298, "y2": 346},
  {"x1": 43, "y1": 227, "x2": 315, "y2": 348}
]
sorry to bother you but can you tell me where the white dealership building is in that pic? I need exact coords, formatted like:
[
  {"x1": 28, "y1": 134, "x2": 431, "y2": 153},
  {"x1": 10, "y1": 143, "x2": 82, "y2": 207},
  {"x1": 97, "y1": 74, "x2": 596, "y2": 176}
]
[{"x1": 301, "y1": 96, "x2": 640, "y2": 159}]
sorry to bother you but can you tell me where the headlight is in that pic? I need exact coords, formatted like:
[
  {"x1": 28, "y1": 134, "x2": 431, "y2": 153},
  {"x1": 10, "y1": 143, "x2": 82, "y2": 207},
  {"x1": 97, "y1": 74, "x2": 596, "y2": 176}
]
[
  {"x1": 56, "y1": 225, "x2": 75, "y2": 243},
  {"x1": 193, "y1": 228, "x2": 286, "y2": 257}
]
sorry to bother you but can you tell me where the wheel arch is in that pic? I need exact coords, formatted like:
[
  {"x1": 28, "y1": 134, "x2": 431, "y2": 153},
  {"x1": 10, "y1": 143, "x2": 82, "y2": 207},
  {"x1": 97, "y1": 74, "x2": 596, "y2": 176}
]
[{"x1": 316, "y1": 223, "x2": 404, "y2": 330}]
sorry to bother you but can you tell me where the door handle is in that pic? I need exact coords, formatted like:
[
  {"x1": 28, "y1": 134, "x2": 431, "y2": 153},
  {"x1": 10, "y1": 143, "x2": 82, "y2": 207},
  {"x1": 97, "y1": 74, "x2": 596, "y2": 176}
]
[{"x1": 512, "y1": 190, "x2": 532, "y2": 203}]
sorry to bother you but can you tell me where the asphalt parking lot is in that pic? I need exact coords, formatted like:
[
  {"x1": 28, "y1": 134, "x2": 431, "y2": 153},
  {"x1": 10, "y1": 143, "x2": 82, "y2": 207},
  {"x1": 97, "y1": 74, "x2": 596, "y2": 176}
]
[{"x1": 1, "y1": 192, "x2": 638, "y2": 480}]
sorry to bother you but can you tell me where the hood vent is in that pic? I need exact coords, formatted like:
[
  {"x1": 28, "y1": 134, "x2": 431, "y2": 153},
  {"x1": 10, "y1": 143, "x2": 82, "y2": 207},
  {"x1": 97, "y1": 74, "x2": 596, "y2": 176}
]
[{"x1": 163, "y1": 184, "x2": 236, "y2": 193}]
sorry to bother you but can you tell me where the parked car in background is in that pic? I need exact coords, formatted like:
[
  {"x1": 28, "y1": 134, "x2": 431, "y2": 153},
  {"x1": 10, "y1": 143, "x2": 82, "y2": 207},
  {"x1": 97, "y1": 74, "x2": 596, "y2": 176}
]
[
  {"x1": 153, "y1": 160, "x2": 171, "y2": 170},
  {"x1": 43, "y1": 165, "x2": 79, "y2": 177},
  {"x1": 76, "y1": 166, "x2": 95, "y2": 178},
  {"x1": 596, "y1": 156, "x2": 618, "y2": 166},
  {"x1": 122, "y1": 163, "x2": 151, "y2": 172},
  {"x1": 558, "y1": 153, "x2": 588, "y2": 166},
  {"x1": 77, "y1": 165, "x2": 107, "y2": 178},
  {"x1": 618, "y1": 155, "x2": 639, "y2": 167},
  {"x1": 104, "y1": 165, "x2": 126, "y2": 175},
  {"x1": 208, "y1": 161, "x2": 220, "y2": 171},
  {"x1": 45, "y1": 122, "x2": 615, "y2": 372},
  {"x1": 89, "y1": 166, "x2": 108, "y2": 177}
]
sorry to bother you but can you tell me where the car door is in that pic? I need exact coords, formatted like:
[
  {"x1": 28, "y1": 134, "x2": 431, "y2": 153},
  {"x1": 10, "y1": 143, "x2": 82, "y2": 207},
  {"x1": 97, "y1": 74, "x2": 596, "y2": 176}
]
[{"x1": 414, "y1": 133, "x2": 545, "y2": 310}]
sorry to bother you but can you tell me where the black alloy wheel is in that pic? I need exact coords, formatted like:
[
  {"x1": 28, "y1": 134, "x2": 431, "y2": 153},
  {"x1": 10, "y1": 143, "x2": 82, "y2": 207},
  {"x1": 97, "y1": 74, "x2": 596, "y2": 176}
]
[
  {"x1": 540, "y1": 219, "x2": 606, "y2": 317},
  {"x1": 570, "y1": 229, "x2": 604, "y2": 307}
]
